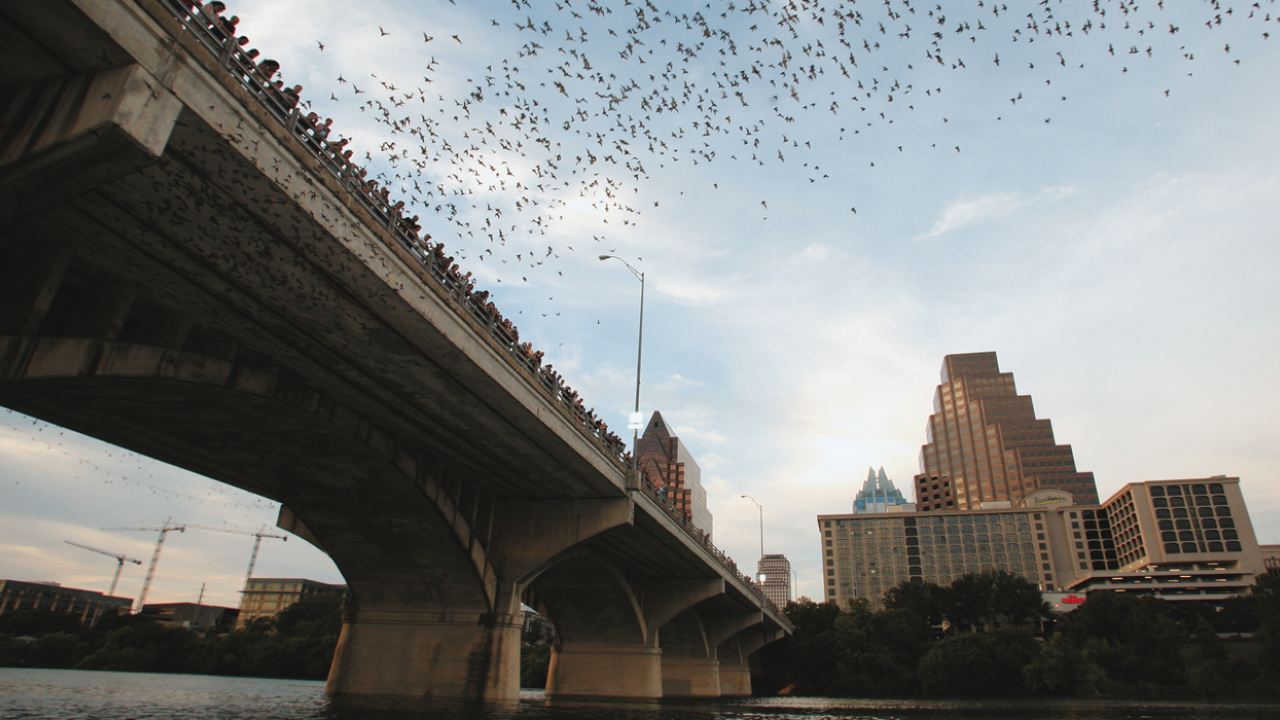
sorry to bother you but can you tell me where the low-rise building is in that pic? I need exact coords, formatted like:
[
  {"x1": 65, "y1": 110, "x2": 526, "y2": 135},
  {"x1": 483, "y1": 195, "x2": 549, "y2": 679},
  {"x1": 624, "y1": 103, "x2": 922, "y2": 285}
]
[
  {"x1": 235, "y1": 578, "x2": 346, "y2": 629},
  {"x1": 141, "y1": 602, "x2": 239, "y2": 633},
  {"x1": 0, "y1": 580, "x2": 132, "y2": 625}
]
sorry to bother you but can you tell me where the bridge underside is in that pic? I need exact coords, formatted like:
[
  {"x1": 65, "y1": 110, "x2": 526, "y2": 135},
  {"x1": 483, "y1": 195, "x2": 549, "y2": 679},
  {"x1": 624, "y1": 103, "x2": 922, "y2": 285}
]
[{"x1": 0, "y1": 0, "x2": 790, "y2": 703}]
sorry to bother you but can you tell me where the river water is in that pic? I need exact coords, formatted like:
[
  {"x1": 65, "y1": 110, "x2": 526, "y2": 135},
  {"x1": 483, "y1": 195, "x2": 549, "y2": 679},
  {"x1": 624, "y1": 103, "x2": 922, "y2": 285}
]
[{"x1": 3, "y1": 668, "x2": 1279, "y2": 720}]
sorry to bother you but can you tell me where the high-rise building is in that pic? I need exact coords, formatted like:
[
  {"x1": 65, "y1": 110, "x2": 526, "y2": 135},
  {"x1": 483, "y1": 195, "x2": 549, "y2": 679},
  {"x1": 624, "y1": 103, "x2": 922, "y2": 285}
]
[
  {"x1": 757, "y1": 554, "x2": 792, "y2": 607},
  {"x1": 913, "y1": 352, "x2": 1099, "y2": 511},
  {"x1": 855, "y1": 467, "x2": 912, "y2": 513},
  {"x1": 635, "y1": 411, "x2": 713, "y2": 535},
  {"x1": 819, "y1": 490, "x2": 1071, "y2": 610}
]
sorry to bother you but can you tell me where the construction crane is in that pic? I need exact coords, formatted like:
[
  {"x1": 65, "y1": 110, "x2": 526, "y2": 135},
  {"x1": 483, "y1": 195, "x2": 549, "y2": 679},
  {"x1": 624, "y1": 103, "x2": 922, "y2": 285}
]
[
  {"x1": 188, "y1": 524, "x2": 287, "y2": 591},
  {"x1": 104, "y1": 518, "x2": 185, "y2": 613},
  {"x1": 63, "y1": 540, "x2": 142, "y2": 597}
]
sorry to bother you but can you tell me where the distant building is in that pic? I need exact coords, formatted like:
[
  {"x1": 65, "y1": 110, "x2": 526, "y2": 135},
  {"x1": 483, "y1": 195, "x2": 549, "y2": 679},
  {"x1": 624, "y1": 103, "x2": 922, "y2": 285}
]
[
  {"x1": 854, "y1": 467, "x2": 913, "y2": 513},
  {"x1": 818, "y1": 476, "x2": 1266, "y2": 610},
  {"x1": 913, "y1": 352, "x2": 1099, "y2": 511},
  {"x1": 1262, "y1": 544, "x2": 1280, "y2": 576},
  {"x1": 635, "y1": 411, "x2": 713, "y2": 536},
  {"x1": 757, "y1": 554, "x2": 792, "y2": 607},
  {"x1": 141, "y1": 602, "x2": 238, "y2": 633},
  {"x1": 0, "y1": 580, "x2": 132, "y2": 625},
  {"x1": 236, "y1": 578, "x2": 347, "y2": 630}
]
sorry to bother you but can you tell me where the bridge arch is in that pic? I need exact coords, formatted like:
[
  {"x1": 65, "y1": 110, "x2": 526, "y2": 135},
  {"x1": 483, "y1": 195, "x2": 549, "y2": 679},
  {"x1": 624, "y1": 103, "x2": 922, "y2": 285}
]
[{"x1": 0, "y1": 335, "x2": 521, "y2": 698}]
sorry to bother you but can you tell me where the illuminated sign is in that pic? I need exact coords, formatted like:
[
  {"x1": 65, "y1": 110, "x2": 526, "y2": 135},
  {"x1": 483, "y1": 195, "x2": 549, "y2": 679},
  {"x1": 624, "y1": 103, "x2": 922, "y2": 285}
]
[{"x1": 1062, "y1": 594, "x2": 1086, "y2": 605}]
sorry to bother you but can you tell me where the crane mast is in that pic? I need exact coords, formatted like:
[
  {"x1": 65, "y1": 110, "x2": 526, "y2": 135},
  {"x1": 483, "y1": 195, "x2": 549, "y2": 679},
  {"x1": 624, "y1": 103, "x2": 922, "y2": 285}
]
[
  {"x1": 104, "y1": 518, "x2": 185, "y2": 613},
  {"x1": 64, "y1": 540, "x2": 142, "y2": 597},
  {"x1": 186, "y1": 524, "x2": 287, "y2": 593}
]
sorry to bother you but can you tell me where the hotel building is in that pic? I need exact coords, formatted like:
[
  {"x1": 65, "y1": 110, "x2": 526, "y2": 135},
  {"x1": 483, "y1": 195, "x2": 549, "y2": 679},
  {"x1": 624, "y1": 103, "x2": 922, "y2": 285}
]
[{"x1": 818, "y1": 477, "x2": 1264, "y2": 610}]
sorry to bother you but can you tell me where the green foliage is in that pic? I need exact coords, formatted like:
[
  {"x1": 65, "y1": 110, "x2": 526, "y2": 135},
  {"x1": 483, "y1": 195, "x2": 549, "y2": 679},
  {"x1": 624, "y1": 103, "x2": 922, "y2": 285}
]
[
  {"x1": 0, "y1": 595, "x2": 344, "y2": 680},
  {"x1": 1023, "y1": 632, "x2": 1108, "y2": 696},
  {"x1": 944, "y1": 571, "x2": 1048, "y2": 632},
  {"x1": 520, "y1": 644, "x2": 550, "y2": 688},
  {"x1": 778, "y1": 598, "x2": 844, "y2": 695},
  {"x1": 918, "y1": 627, "x2": 1039, "y2": 696},
  {"x1": 882, "y1": 580, "x2": 946, "y2": 627}
]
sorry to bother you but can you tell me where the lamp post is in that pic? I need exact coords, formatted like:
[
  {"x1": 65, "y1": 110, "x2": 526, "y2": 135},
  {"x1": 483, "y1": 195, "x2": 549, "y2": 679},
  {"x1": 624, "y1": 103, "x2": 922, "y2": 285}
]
[
  {"x1": 598, "y1": 255, "x2": 644, "y2": 470},
  {"x1": 741, "y1": 494, "x2": 763, "y2": 574}
]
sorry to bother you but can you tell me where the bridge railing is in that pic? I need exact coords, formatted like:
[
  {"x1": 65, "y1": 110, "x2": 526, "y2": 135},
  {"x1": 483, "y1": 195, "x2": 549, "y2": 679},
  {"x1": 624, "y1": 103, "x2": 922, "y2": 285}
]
[
  {"x1": 631, "y1": 468, "x2": 784, "y2": 618},
  {"x1": 158, "y1": 2, "x2": 634, "y2": 461},
  {"x1": 157, "y1": 1, "x2": 786, "y2": 626}
]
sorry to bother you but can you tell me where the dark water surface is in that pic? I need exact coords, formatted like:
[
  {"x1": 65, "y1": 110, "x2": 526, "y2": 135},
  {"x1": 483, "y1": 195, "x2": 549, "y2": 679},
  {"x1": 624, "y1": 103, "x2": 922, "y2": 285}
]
[{"x1": 3, "y1": 668, "x2": 1278, "y2": 720}]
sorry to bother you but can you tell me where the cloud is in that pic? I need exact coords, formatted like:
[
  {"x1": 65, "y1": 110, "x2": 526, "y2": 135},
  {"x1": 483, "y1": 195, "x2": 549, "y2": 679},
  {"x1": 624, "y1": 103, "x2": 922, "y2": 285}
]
[{"x1": 914, "y1": 186, "x2": 1076, "y2": 240}]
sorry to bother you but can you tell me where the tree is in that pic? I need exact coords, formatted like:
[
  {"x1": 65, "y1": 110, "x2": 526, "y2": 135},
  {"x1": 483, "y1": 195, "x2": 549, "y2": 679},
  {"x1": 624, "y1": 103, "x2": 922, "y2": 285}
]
[
  {"x1": 944, "y1": 571, "x2": 1047, "y2": 632},
  {"x1": 778, "y1": 598, "x2": 844, "y2": 694},
  {"x1": 883, "y1": 579, "x2": 947, "y2": 629},
  {"x1": 918, "y1": 627, "x2": 1038, "y2": 696}
]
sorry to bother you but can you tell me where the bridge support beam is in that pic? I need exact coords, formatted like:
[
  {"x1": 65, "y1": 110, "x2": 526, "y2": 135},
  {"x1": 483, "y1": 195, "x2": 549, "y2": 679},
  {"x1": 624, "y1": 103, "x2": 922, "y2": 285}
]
[
  {"x1": 326, "y1": 609, "x2": 523, "y2": 701},
  {"x1": 0, "y1": 64, "x2": 182, "y2": 225}
]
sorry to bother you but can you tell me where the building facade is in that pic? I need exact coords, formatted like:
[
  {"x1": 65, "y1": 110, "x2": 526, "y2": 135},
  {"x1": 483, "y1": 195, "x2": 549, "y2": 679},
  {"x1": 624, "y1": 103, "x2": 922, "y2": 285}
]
[
  {"x1": 235, "y1": 578, "x2": 347, "y2": 629},
  {"x1": 757, "y1": 554, "x2": 792, "y2": 606},
  {"x1": 1262, "y1": 544, "x2": 1280, "y2": 576},
  {"x1": 141, "y1": 602, "x2": 239, "y2": 633},
  {"x1": 635, "y1": 411, "x2": 713, "y2": 535},
  {"x1": 1062, "y1": 477, "x2": 1264, "y2": 603},
  {"x1": 0, "y1": 580, "x2": 132, "y2": 625},
  {"x1": 913, "y1": 352, "x2": 1099, "y2": 511},
  {"x1": 855, "y1": 467, "x2": 912, "y2": 513},
  {"x1": 818, "y1": 477, "x2": 1265, "y2": 610},
  {"x1": 819, "y1": 490, "x2": 1073, "y2": 610}
]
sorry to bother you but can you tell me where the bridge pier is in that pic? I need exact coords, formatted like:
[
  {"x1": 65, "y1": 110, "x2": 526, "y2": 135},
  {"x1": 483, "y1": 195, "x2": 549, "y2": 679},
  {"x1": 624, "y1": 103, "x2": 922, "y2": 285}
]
[
  {"x1": 717, "y1": 625, "x2": 781, "y2": 697},
  {"x1": 326, "y1": 609, "x2": 522, "y2": 700},
  {"x1": 546, "y1": 645, "x2": 663, "y2": 700}
]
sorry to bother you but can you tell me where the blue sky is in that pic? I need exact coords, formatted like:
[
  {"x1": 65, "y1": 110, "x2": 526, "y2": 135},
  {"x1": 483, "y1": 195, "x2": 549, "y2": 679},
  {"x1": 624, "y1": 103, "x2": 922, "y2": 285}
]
[{"x1": 2, "y1": 0, "x2": 1279, "y2": 606}]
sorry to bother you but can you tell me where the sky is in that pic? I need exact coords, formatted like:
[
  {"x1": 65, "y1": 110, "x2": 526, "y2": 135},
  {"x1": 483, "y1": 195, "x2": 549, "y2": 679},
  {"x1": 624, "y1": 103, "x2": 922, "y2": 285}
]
[{"x1": 3, "y1": 0, "x2": 1279, "y2": 608}]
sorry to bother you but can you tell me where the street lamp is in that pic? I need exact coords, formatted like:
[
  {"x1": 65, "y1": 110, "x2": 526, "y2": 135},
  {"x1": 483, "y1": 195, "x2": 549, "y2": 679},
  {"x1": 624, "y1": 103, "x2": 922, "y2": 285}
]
[
  {"x1": 598, "y1": 255, "x2": 644, "y2": 470},
  {"x1": 741, "y1": 494, "x2": 763, "y2": 563}
]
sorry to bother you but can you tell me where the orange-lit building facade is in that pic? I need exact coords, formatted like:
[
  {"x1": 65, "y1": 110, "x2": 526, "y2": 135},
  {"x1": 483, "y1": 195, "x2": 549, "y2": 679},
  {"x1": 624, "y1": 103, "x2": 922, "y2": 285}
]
[
  {"x1": 914, "y1": 352, "x2": 1099, "y2": 511},
  {"x1": 635, "y1": 411, "x2": 712, "y2": 536}
]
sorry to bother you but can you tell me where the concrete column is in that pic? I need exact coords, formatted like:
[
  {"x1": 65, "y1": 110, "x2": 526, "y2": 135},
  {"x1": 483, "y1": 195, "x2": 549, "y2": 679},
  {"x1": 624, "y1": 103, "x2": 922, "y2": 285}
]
[
  {"x1": 716, "y1": 625, "x2": 781, "y2": 698},
  {"x1": 0, "y1": 64, "x2": 182, "y2": 224},
  {"x1": 718, "y1": 661, "x2": 753, "y2": 697},
  {"x1": 546, "y1": 645, "x2": 662, "y2": 700},
  {"x1": 326, "y1": 609, "x2": 522, "y2": 701},
  {"x1": 662, "y1": 657, "x2": 721, "y2": 698}
]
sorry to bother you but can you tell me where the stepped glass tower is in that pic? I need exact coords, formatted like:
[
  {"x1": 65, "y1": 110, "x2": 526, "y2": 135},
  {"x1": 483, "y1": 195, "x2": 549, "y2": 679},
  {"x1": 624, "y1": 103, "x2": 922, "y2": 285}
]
[{"x1": 913, "y1": 352, "x2": 1099, "y2": 511}]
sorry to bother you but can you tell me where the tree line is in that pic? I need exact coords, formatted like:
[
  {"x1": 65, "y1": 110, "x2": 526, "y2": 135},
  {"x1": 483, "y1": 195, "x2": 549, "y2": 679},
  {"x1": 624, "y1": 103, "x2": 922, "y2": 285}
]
[
  {"x1": 758, "y1": 571, "x2": 1280, "y2": 698},
  {"x1": 0, "y1": 596, "x2": 342, "y2": 680},
  {"x1": 5, "y1": 571, "x2": 1279, "y2": 698}
]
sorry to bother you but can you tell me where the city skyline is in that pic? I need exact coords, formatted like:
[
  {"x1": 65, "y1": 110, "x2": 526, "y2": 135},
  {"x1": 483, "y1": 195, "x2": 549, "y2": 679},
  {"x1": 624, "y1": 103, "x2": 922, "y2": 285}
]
[{"x1": 2, "y1": 0, "x2": 1279, "y2": 606}]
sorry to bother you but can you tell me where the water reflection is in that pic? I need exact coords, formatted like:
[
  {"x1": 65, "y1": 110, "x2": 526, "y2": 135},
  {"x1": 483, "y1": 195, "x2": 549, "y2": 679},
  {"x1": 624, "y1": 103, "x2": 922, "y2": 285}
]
[{"x1": 3, "y1": 669, "x2": 1279, "y2": 720}]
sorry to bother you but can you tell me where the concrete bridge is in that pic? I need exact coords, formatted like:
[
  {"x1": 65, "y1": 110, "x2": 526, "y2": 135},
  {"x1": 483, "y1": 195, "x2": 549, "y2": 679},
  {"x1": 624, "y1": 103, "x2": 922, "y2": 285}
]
[{"x1": 0, "y1": 0, "x2": 790, "y2": 703}]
